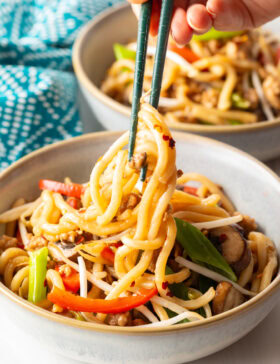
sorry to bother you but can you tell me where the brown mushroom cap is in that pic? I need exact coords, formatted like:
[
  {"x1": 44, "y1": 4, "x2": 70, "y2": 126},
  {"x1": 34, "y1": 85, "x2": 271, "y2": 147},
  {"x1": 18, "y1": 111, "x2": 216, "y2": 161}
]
[
  {"x1": 213, "y1": 282, "x2": 245, "y2": 315},
  {"x1": 209, "y1": 225, "x2": 251, "y2": 275}
]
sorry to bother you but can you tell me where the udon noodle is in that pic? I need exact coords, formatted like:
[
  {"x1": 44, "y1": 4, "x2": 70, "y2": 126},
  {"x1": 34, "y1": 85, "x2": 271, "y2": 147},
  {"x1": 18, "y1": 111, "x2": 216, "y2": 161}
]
[
  {"x1": 102, "y1": 30, "x2": 280, "y2": 126},
  {"x1": 0, "y1": 104, "x2": 278, "y2": 327}
]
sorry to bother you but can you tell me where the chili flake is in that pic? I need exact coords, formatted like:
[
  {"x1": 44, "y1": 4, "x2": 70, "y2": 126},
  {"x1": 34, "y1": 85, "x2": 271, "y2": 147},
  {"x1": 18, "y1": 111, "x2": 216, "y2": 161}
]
[
  {"x1": 219, "y1": 234, "x2": 228, "y2": 243},
  {"x1": 169, "y1": 138, "x2": 175, "y2": 149}
]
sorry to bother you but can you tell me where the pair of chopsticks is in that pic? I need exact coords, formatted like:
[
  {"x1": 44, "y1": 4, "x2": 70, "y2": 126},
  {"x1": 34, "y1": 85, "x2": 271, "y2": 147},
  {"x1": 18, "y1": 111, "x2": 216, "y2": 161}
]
[{"x1": 128, "y1": 0, "x2": 174, "y2": 181}]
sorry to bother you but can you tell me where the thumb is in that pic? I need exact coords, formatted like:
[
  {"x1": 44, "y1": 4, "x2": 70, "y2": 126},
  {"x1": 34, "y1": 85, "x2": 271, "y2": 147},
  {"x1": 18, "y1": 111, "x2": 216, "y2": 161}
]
[{"x1": 206, "y1": 0, "x2": 254, "y2": 30}]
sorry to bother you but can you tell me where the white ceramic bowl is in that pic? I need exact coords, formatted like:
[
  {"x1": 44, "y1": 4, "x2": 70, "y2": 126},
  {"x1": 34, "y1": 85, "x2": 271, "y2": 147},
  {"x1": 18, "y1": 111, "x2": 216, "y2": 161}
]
[
  {"x1": 0, "y1": 131, "x2": 280, "y2": 364},
  {"x1": 73, "y1": 3, "x2": 280, "y2": 161}
]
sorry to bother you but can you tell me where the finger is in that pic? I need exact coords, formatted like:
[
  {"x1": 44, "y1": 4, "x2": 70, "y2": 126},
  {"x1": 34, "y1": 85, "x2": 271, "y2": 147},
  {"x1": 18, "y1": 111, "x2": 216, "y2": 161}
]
[
  {"x1": 206, "y1": 0, "x2": 253, "y2": 30},
  {"x1": 187, "y1": 2, "x2": 212, "y2": 34},
  {"x1": 171, "y1": 0, "x2": 193, "y2": 46}
]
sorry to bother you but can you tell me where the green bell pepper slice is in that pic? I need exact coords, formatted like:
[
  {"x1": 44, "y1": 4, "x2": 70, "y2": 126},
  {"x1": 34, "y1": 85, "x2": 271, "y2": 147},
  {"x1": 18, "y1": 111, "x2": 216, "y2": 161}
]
[
  {"x1": 193, "y1": 28, "x2": 243, "y2": 42},
  {"x1": 113, "y1": 43, "x2": 136, "y2": 61},
  {"x1": 28, "y1": 247, "x2": 48, "y2": 303}
]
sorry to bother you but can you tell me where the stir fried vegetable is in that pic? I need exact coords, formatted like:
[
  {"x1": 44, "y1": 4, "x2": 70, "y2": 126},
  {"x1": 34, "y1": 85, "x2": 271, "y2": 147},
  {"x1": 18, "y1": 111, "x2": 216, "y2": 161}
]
[
  {"x1": 100, "y1": 246, "x2": 115, "y2": 265},
  {"x1": 55, "y1": 266, "x2": 80, "y2": 294},
  {"x1": 28, "y1": 247, "x2": 48, "y2": 303},
  {"x1": 48, "y1": 286, "x2": 158, "y2": 313},
  {"x1": 39, "y1": 179, "x2": 85, "y2": 198},
  {"x1": 175, "y1": 218, "x2": 237, "y2": 282},
  {"x1": 165, "y1": 265, "x2": 189, "y2": 299},
  {"x1": 165, "y1": 266, "x2": 190, "y2": 323},
  {"x1": 113, "y1": 43, "x2": 136, "y2": 61},
  {"x1": 198, "y1": 275, "x2": 216, "y2": 294},
  {"x1": 168, "y1": 43, "x2": 200, "y2": 63},
  {"x1": 193, "y1": 28, "x2": 243, "y2": 41},
  {"x1": 231, "y1": 93, "x2": 250, "y2": 110}
]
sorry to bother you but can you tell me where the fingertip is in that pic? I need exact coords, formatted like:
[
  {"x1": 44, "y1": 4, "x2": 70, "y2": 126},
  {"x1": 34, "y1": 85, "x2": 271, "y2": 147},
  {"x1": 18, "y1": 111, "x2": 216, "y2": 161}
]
[
  {"x1": 187, "y1": 4, "x2": 213, "y2": 34},
  {"x1": 206, "y1": 0, "x2": 223, "y2": 18},
  {"x1": 171, "y1": 7, "x2": 193, "y2": 46}
]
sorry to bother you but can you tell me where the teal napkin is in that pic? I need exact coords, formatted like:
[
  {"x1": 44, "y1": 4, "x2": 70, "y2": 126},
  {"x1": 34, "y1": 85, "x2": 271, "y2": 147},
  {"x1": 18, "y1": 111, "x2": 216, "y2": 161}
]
[{"x1": 0, "y1": 0, "x2": 124, "y2": 171}]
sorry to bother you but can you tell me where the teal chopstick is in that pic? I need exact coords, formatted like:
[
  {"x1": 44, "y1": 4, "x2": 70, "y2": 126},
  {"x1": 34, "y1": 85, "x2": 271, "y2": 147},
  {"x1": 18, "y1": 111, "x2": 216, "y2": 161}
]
[
  {"x1": 128, "y1": 0, "x2": 152, "y2": 162},
  {"x1": 149, "y1": 0, "x2": 174, "y2": 108},
  {"x1": 140, "y1": 0, "x2": 174, "y2": 181},
  {"x1": 128, "y1": 0, "x2": 174, "y2": 182}
]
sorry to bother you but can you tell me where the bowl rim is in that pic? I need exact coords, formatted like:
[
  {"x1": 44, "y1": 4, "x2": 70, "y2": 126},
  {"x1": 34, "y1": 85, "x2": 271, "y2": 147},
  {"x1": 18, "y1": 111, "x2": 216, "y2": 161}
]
[
  {"x1": 72, "y1": 2, "x2": 280, "y2": 135},
  {"x1": 1, "y1": 130, "x2": 280, "y2": 334}
]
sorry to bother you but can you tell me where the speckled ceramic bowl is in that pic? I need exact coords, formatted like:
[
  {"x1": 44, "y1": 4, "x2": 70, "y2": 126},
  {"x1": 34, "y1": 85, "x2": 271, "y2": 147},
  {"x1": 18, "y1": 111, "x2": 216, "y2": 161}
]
[
  {"x1": 73, "y1": 3, "x2": 280, "y2": 161},
  {"x1": 0, "y1": 131, "x2": 280, "y2": 364}
]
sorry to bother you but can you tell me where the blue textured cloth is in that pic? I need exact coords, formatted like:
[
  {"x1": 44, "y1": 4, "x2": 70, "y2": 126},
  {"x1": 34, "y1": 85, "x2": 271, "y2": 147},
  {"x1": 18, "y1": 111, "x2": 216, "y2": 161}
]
[{"x1": 0, "y1": 0, "x2": 123, "y2": 171}]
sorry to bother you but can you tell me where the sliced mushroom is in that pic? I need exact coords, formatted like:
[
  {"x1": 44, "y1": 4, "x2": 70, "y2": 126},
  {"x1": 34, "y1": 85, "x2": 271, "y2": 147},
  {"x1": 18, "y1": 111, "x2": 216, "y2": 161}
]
[
  {"x1": 48, "y1": 242, "x2": 77, "y2": 259},
  {"x1": 209, "y1": 225, "x2": 251, "y2": 275},
  {"x1": 213, "y1": 281, "x2": 245, "y2": 315}
]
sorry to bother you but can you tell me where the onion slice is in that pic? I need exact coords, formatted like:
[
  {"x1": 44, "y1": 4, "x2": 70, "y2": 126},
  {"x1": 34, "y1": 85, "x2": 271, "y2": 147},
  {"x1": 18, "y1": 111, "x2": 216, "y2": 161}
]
[
  {"x1": 135, "y1": 305, "x2": 159, "y2": 323},
  {"x1": 78, "y1": 256, "x2": 88, "y2": 298},
  {"x1": 137, "y1": 312, "x2": 201, "y2": 328},
  {"x1": 191, "y1": 214, "x2": 243, "y2": 230},
  {"x1": 175, "y1": 256, "x2": 256, "y2": 297},
  {"x1": 251, "y1": 70, "x2": 274, "y2": 120}
]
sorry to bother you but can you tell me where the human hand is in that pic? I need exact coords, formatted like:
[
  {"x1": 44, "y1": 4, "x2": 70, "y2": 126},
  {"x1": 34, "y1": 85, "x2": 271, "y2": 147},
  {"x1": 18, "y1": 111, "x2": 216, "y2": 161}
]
[{"x1": 128, "y1": 0, "x2": 280, "y2": 46}]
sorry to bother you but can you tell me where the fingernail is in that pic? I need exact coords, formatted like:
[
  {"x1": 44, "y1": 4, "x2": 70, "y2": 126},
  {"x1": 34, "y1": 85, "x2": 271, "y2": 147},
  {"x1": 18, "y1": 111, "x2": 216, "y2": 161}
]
[
  {"x1": 187, "y1": 19, "x2": 201, "y2": 32},
  {"x1": 206, "y1": 4, "x2": 217, "y2": 19}
]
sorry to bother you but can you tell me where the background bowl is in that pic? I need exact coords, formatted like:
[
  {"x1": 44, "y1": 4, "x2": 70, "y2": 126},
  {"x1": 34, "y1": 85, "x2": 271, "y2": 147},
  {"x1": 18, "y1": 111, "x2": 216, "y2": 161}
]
[
  {"x1": 73, "y1": 3, "x2": 280, "y2": 162},
  {"x1": 0, "y1": 131, "x2": 280, "y2": 364}
]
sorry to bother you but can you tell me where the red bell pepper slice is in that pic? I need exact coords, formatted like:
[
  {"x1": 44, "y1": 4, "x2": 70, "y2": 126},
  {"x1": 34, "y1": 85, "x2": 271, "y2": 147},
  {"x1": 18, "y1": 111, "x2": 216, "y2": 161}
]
[
  {"x1": 67, "y1": 197, "x2": 81, "y2": 209},
  {"x1": 101, "y1": 246, "x2": 115, "y2": 265},
  {"x1": 183, "y1": 185, "x2": 198, "y2": 196},
  {"x1": 55, "y1": 266, "x2": 80, "y2": 294},
  {"x1": 47, "y1": 286, "x2": 158, "y2": 314},
  {"x1": 168, "y1": 43, "x2": 200, "y2": 63},
  {"x1": 39, "y1": 179, "x2": 85, "y2": 198},
  {"x1": 150, "y1": 0, "x2": 161, "y2": 36}
]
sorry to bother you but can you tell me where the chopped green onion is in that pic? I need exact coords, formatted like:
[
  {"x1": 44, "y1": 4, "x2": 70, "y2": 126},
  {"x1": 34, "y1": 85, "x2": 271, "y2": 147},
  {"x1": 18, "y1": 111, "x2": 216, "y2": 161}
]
[
  {"x1": 28, "y1": 247, "x2": 48, "y2": 304},
  {"x1": 193, "y1": 28, "x2": 244, "y2": 41},
  {"x1": 187, "y1": 288, "x2": 200, "y2": 300},
  {"x1": 113, "y1": 43, "x2": 136, "y2": 61},
  {"x1": 228, "y1": 120, "x2": 243, "y2": 125},
  {"x1": 69, "y1": 311, "x2": 86, "y2": 321},
  {"x1": 231, "y1": 93, "x2": 250, "y2": 110},
  {"x1": 175, "y1": 218, "x2": 237, "y2": 282}
]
